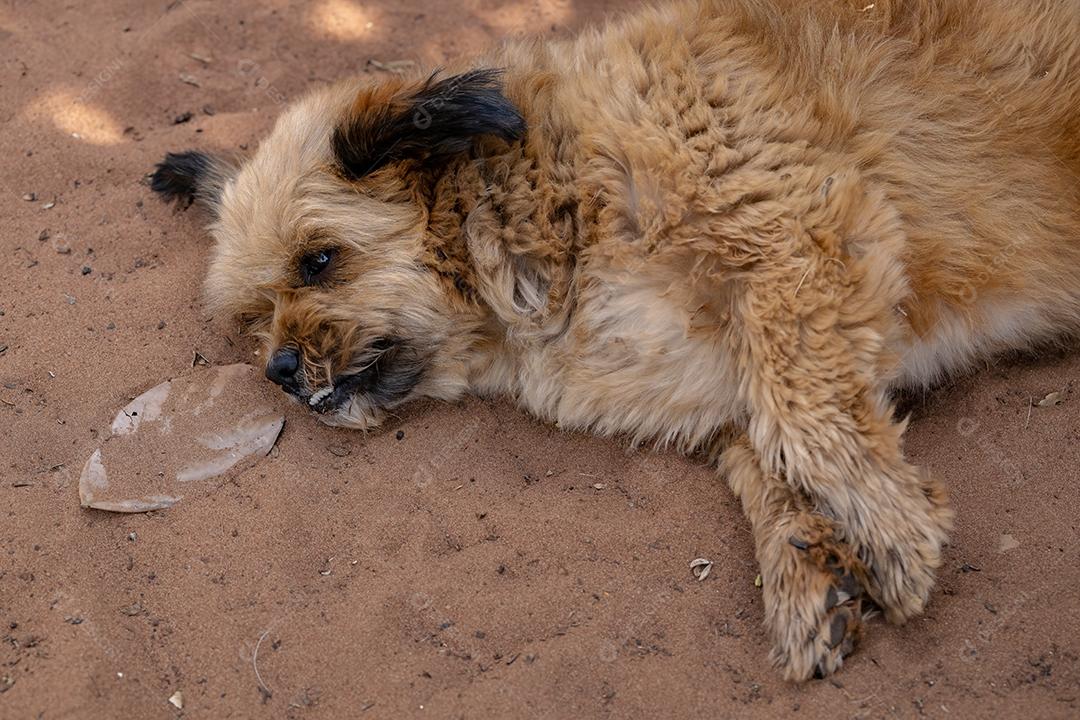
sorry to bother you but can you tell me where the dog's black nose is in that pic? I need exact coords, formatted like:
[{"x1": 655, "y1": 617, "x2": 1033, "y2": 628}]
[{"x1": 265, "y1": 347, "x2": 300, "y2": 387}]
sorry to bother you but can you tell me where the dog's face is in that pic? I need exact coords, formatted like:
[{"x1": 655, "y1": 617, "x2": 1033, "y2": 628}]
[{"x1": 151, "y1": 70, "x2": 525, "y2": 428}]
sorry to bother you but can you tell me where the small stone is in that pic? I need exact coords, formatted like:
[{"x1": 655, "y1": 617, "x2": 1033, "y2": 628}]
[
  {"x1": 157, "y1": 321, "x2": 166, "y2": 330},
  {"x1": 81, "y1": 266, "x2": 92, "y2": 275},
  {"x1": 168, "y1": 690, "x2": 183, "y2": 709},
  {"x1": 120, "y1": 602, "x2": 144, "y2": 616},
  {"x1": 128, "y1": 532, "x2": 136, "y2": 542},
  {"x1": 395, "y1": 430, "x2": 405, "y2": 441},
  {"x1": 328, "y1": 445, "x2": 350, "y2": 457},
  {"x1": 172, "y1": 111, "x2": 193, "y2": 125}
]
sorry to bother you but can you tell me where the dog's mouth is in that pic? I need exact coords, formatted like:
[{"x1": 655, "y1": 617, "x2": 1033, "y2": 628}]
[{"x1": 300, "y1": 338, "x2": 425, "y2": 416}]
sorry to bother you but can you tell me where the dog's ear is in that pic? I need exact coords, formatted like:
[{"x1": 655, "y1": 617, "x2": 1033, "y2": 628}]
[
  {"x1": 331, "y1": 68, "x2": 525, "y2": 181},
  {"x1": 150, "y1": 150, "x2": 236, "y2": 213}
]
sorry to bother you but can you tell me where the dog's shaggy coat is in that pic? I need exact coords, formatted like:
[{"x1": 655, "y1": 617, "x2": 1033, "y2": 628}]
[{"x1": 152, "y1": 0, "x2": 1080, "y2": 680}]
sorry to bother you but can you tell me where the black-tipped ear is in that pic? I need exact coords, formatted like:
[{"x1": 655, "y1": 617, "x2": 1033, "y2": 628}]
[
  {"x1": 332, "y1": 68, "x2": 526, "y2": 181},
  {"x1": 150, "y1": 150, "x2": 233, "y2": 210}
]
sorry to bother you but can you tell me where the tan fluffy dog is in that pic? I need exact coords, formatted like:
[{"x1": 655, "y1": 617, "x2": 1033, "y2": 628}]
[{"x1": 151, "y1": 0, "x2": 1080, "y2": 680}]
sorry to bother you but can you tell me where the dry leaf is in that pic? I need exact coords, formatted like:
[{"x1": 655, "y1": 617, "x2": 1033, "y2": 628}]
[
  {"x1": 689, "y1": 557, "x2": 713, "y2": 581},
  {"x1": 1038, "y1": 392, "x2": 1063, "y2": 407},
  {"x1": 79, "y1": 364, "x2": 284, "y2": 513}
]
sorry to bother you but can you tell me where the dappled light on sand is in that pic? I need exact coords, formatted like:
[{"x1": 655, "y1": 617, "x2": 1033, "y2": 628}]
[
  {"x1": 26, "y1": 89, "x2": 126, "y2": 145},
  {"x1": 308, "y1": 0, "x2": 375, "y2": 41}
]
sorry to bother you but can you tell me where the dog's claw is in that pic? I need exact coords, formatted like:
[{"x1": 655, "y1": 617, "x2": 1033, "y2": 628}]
[
  {"x1": 825, "y1": 585, "x2": 839, "y2": 610},
  {"x1": 826, "y1": 609, "x2": 849, "y2": 649},
  {"x1": 769, "y1": 520, "x2": 870, "y2": 681}
]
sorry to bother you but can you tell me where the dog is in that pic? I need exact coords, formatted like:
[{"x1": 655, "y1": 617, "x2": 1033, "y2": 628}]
[{"x1": 150, "y1": 0, "x2": 1080, "y2": 680}]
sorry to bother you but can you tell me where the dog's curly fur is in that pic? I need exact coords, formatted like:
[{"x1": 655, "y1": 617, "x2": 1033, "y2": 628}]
[{"x1": 152, "y1": 0, "x2": 1080, "y2": 680}]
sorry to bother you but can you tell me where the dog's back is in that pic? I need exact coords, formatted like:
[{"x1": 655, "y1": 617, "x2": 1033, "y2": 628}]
[{"x1": 494, "y1": 0, "x2": 1080, "y2": 384}]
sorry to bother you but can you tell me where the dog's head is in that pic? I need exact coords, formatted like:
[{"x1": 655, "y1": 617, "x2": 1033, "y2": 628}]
[{"x1": 151, "y1": 69, "x2": 525, "y2": 428}]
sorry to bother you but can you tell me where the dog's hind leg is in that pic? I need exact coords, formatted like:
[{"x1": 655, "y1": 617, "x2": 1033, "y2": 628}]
[{"x1": 722, "y1": 436, "x2": 869, "y2": 680}]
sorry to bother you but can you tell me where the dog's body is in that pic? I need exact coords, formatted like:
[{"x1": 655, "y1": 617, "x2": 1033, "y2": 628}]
[{"x1": 152, "y1": 0, "x2": 1080, "y2": 680}]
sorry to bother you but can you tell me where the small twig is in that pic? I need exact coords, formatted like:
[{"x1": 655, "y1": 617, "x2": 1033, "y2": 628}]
[
  {"x1": 1024, "y1": 397, "x2": 1033, "y2": 429},
  {"x1": 253, "y1": 630, "x2": 271, "y2": 695}
]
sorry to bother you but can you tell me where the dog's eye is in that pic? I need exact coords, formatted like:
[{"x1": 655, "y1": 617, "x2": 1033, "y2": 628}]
[{"x1": 299, "y1": 249, "x2": 334, "y2": 284}]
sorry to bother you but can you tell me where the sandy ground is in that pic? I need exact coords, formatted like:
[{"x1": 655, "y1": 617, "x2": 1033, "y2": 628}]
[{"x1": 2, "y1": 1, "x2": 1080, "y2": 718}]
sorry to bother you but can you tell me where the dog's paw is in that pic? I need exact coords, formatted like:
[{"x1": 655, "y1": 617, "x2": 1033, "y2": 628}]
[
  {"x1": 761, "y1": 516, "x2": 870, "y2": 681},
  {"x1": 859, "y1": 473, "x2": 952, "y2": 624}
]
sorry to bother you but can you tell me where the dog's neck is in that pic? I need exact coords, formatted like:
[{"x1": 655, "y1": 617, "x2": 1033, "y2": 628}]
[{"x1": 419, "y1": 131, "x2": 584, "y2": 346}]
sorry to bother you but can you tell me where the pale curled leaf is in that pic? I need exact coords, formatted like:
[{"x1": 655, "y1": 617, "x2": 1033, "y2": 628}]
[
  {"x1": 689, "y1": 557, "x2": 713, "y2": 581},
  {"x1": 1038, "y1": 392, "x2": 1063, "y2": 407}
]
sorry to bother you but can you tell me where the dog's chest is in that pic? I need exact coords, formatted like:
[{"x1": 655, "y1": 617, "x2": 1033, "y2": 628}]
[{"x1": 500, "y1": 265, "x2": 745, "y2": 451}]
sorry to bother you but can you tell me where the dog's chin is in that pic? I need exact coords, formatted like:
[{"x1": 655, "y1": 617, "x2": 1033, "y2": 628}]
[
  {"x1": 316, "y1": 393, "x2": 386, "y2": 431},
  {"x1": 297, "y1": 339, "x2": 427, "y2": 430}
]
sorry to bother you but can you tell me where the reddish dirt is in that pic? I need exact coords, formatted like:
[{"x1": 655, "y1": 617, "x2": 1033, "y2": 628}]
[{"x1": 2, "y1": 1, "x2": 1079, "y2": 718}]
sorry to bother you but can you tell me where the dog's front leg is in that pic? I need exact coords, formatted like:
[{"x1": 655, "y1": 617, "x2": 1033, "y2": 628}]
[
  {"x1": 732, "y1": 253, "x2": 953, "y2": 630},
  {"x1": 722, "y1": 437, "x2": 869, "y2": 680}
]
